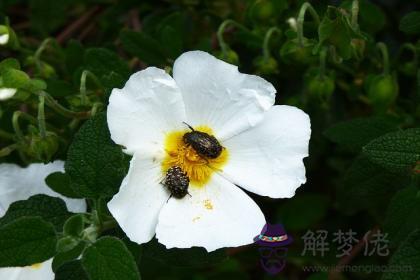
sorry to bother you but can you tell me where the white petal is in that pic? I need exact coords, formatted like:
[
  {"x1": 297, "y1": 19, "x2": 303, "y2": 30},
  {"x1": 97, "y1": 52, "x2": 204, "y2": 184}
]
[
  {"x1": 221, "y1": 105, "x2": 311, "y2": 198},
  {"x1": 155, "y1": 173, "x2": 266, "y2": 252},
  {"x1": 0, "y1": 161, "x2": 86, "y2": 216},
  {"x1": 0, "y1": 88, "x2": 17, "y2": 101},
  {"x1": 0, "y1": 34, "x2": 9, "y2": 45},
  {"x1": 108, "y1": 152, "x2": 168, "y2": 244},
  {"x1": 107, "y1": 67, "x2": 186, "y2": 154},
  {"x1": 0, "y1": 259, "x2": 54, "y2": 280},
  {"x1": 173, "y1": 51, "x2": 276, "y2": 140}
]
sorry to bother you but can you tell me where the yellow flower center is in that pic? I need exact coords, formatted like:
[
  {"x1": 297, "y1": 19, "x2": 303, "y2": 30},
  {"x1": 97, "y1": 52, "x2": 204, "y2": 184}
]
[{"x1": 162, "y1": 126, "x2": 228, "y2": 187}]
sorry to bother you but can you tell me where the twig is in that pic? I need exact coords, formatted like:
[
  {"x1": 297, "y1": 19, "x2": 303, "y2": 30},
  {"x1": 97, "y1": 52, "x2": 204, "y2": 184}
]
[{"x1": 56, "y1": 6, "x2": 102, "y2": 44}]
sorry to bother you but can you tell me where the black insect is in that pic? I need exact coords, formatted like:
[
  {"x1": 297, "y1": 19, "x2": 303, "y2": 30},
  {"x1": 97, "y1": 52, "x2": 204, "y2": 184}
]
[
  {"x1": 161, "y1": 166, "x2": 190, "y2": 200},
  {"x1": 182, "y1": 122, "x2": 223, "y2": 159}
]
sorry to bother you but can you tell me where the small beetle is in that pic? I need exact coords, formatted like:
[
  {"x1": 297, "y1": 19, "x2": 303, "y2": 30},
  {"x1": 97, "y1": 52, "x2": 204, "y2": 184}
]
[
  {"x1": 182, "y1": 122, "x2": 223, "y2": 159},
  {"x1": 161, "y1": 166, "x2": 190, "y2": 200}
]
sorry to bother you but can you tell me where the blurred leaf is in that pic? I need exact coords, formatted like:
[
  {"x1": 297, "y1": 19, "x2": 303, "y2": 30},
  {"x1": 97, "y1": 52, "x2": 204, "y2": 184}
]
[
  {"x1": 45, "y1": 171, "x2": 82, "y2": 199},
  {"x1": 276, "y1": 194, "x2": 329, "y2": 231},
  {"x1": 55, "y1": 260, "x2": 89, "y2": 280},
  {"x1": 399, "y1": 11, "x2": 420, "y2": 35},
  {"x1": 362, "y1": 128, "x2": 420, "y2": 174},
  {"x1": 382, "y1": 229, "x2": 420, "y2": 279},
  {"x1": 29, "y1": 0, "x2": 70, "y2": 35},
  {"x1": 341, "y1": 0, "x2": 386, "y2": 33},
  {"x1": 337, "y1": 155, "x2": 410, "y2": 215},
  {"x1": 324, "y1": 116, "x2": 399, "y2": 151},
  {"x1": 159, "y1": 26, "x2": 183, "y2": 59},
  {"x1": 46, "y1": 79, "x2": 74, "y2": 98},
  {"x1": 84, "y1": 48, "x2": 130, "y2": 80},
  {"x1": 82, "y1": 236, "x2": 140, "y2": 280},
  {"x1": 0, "y1": 58, "x2": 20, "y2": 73},
  {"x1": 2, "y1": 68, "x2": 30, "y2": 88},
  {"x1": 120, "y1": 30, "x2": 167, "y2": 65},
  {"x1": 143, "y1": 238, "x2": 227, "y2": 267},
  {"x1": 0, "y1": 216, "x2": 57, "y2": 267},
  {"x1": 0, "y1": 194, "x2": 70, "y2": 231},
  {"x1": 65, "y1": 113, "x2": 126, "y2": 198},
  {"x1": 384, "y1": 187, "x2": 420, "y2": 247},
  {"x1": 65, "y1": 40, "x2": 85, "y2": 75}
]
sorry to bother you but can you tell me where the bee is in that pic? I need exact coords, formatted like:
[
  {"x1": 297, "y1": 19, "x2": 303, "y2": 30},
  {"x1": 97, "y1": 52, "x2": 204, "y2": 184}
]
[
  {"x1": 161, "y1": 166, "x2": 190, "y2": 200},
  {"x1": 182, "y1": 122, "x2": 223, "y2": 159}
]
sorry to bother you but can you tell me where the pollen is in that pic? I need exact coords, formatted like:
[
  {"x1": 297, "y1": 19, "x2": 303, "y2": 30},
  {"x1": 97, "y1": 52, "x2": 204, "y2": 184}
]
[
  {"x1": 30, "y1": 263, "x2": 42, "y2": 269},
  {"x1": 162, "y1": 126, "x2": 228, "y2": 187}
]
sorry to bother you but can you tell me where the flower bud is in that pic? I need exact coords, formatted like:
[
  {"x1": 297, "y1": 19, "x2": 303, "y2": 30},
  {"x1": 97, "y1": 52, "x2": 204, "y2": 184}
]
[
  {"x1": 0, "y1": 88, "x2": 17, "y2": 101},
  {"x1": 0, "y1": 25, "x2": 19, "y2": 49},
  {"x1": 27, "y1": 132, "x2": 60, "y2": 163},
  {"x1": 307, "y1": 74, "x2": 335, "y2": 103},
  {"x1": 280, "y1": 38, "x2": 317, "y2": 64},
  {"x1": 216, "y1": 49, "x2": 239, "y2": 65},
  {"x1": 366, "y1": 74, "x2": 398, "y2": 111},
  {"x1": 253, "y1": 56, "x2": 278, "y2": 75}
]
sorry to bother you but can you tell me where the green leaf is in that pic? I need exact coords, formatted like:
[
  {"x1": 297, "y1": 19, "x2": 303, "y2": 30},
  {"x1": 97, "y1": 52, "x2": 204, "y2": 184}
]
[
  {"x1": 0, "y1": 216, "x2": 57, "y2": 267},
  {"x1": 399, "y1": 11, "x2": 420, "y2": 35},
  {"x1": 84, "y1": 48, "x2": 130, "y2": 80},
  {"x1": 57, "y1": 236, "x2": 80, "y2": 253},
  {"x1": 159, "y1": 26, "x2": 183, "y2": 59},
  {"x1": 337, "y1": 155, "x2": 410, "y2": 216},
  {"x1": 382, "y1": 229, "x2": 420, "y2": 279},
  {"x1": 65, "y1": 40, "x2": 85, "y2": 75},
  {"x1": 2, "y1": 68, "x2": 30, "y2": 88},
  {"x1": 55, "y1": 260, "x2": 89, "y2": 280},
  {"x1": 45, "y1": 171, "x2": 82, "y2": 199},
  {"x1": 0, "y1": 58, "x2": 20, "y2": 73},
  {"x1": 143, "y1": 238, "x2": 227, "y2": 267},
  {"x1": 82, "y1": 236, "x2": 140, "y2": 280},
  {"x1": 53, "y1": 242, "x2": 86, "y2": 272},
  {"x1": 384, "y1": 187, "x2": 420, "y2": 247},
  {"x1": 317, "y1": 7, "x2": 353, "y2": 60},
  {"x1": 65, "y1": 113, "x2": 126, "y2": 198},
  {"x1": 63, "y1": 214, "x2": 85, "y2": 237},
  {"x1": 276, "y1": 194, "x2": 328, "y2": 231},
  {"x1": 0, "y1": 194, "x2": 71, "y2": 231},
  {"x1": 363, "y1": 128, "x2": 420, "y2": 174},
  {"x1": 324, "y1": 117, "x2": 399, "y2": 151},
  {"x1": 120, "y1": 30, "x2": 167, "y2": 65}
]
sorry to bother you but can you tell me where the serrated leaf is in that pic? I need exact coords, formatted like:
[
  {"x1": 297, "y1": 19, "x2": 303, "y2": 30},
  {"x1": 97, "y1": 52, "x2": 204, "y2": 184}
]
[
  {"x1": 384, "y1": 187, "x2": 420, "y2": 247},
  {"x1": 324, "y1": 117, "x2": 399, "y2": 151},
  {"x1": 399, "y1": 11, "x2": 420, "y2": 35},
  {"x1": 363, "y1": 128, "x2": 420, "y2": 174},
  {"x1": 55, "y1": 260, "x2": 89, "y2": 280},
  {"x1": 84, "y1": 48, "x2": 130, "y2": 80},
  {"x1": 382, "y1": 229, "x2": 420, "y2": 279},
  {"x1": 82, "y1": 236, "x2": 140, "y2": 280},
  {"x1": 0, "y1": 216, "x2": 57, "y2": 267},
  {"x1": 143, "y1": 238, "x2": 227, "y2": 267},
  {"x1": 0, "y1": 194, "x2": 70, "y2": 231},
  {"x1": 45, "y1": 171, "x2": 81, "y2": 199},
  {"x1": 65, "y1": 113, "x2": 126, "y2": 198},
  {"x1": 120, "y1": 30, "x2": 167, "y2": 65}
]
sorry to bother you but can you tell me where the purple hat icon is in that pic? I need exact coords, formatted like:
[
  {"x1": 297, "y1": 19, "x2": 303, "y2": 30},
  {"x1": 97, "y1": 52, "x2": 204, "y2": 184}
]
[{"x1": 254, "y1": 223, "x2": 293, "y2": 247}]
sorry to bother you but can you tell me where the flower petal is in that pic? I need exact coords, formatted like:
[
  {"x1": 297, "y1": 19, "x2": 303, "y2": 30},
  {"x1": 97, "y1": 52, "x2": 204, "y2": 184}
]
[
  {"x1": 0, "y1": 259, "x2": 54, "y2": 280},
  {"x1": 221, "y1": 105, "x2": 311, "y2": 198},
  {"x1": 0, "y1": 161, "x2": 86, "y2": 216},
  {"x1": 155, "y1": 173, "x2": 266, "y2": 252},
  {"x1": 173, "y1": 51, "x2": 276, "y2": 140},
  {"x1": 108, "y1": 152, "x2": 168, "y2": 244},
  {"x1": 107, "y1": 67, "x2": 186, "y2": 154},
  {"x1": 0, "y1": 88, "x2": 17, "y2": 101}
]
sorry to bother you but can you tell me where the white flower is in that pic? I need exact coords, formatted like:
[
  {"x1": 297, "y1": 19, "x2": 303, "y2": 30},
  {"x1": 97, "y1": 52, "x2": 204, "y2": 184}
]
[
  {"x1": 0, "y1": 161, "x2": 86, "y2": 279},
  {"x1": 107, "y1": 51, "x2": 311, "y2": 252},
  {"x1": 0, "y1": 161, "x2": 86, "y2": 215},
  {"x1": 0, "y1": 259, "x2": 54, "y2": 280},
  {"x1": 0, "y1": 33, "x2": 9, "y2": 45},
  {"x1": 0, "y1": 88, "x2": 17, "y2": 101}
]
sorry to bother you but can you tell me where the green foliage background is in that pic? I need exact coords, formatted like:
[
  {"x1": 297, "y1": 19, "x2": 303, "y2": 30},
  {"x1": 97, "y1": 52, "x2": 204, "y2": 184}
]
[{"x1": 0, "y1": 0, "x2": 419, "y2": 279}]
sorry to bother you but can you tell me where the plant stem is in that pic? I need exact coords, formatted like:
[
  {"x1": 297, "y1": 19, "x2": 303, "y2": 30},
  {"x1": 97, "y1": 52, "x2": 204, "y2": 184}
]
[
  {"x1": 217, "y1": 19, "x2": 248, "y2": 55},
  {"x1": 398, "y1": 43, "x2": 418, "y2": 68},
  {"x1": 262, "y1": 27, "x2": 282, "y2": 60},
  {"x1": 297, "y1": 2, "x2": 320, "y2": 47},
  {"x1": 376, "y1": 42, "x2": 390, "y2": 75},
  {"x1": 38, "y1": 91, "x2": 91, "y2": 119},
  {"x1": 0, "y1": 129, "x2": 14, "y2": 140},
  {"x1": 37, "y1": 94, "x2": 47, "y2": 138},
  {"x1": 319, "y1": 47, "x2": 327, "y2": 78},
  {"x1": 34, "y1": 38, "x2": 53, "y2": 73},
  {"x1": 351, "y1": 0, "x2": 359, "y2": 30},
  {"x1": 0, "y1": 143, "x2": 18, "y2": 157},
  {"x1": 79, "y1": 70, "x2": 102, "y2": 106},
  {"x1": 12, "y1": 111, "x2": 28, "y2": 143}
]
